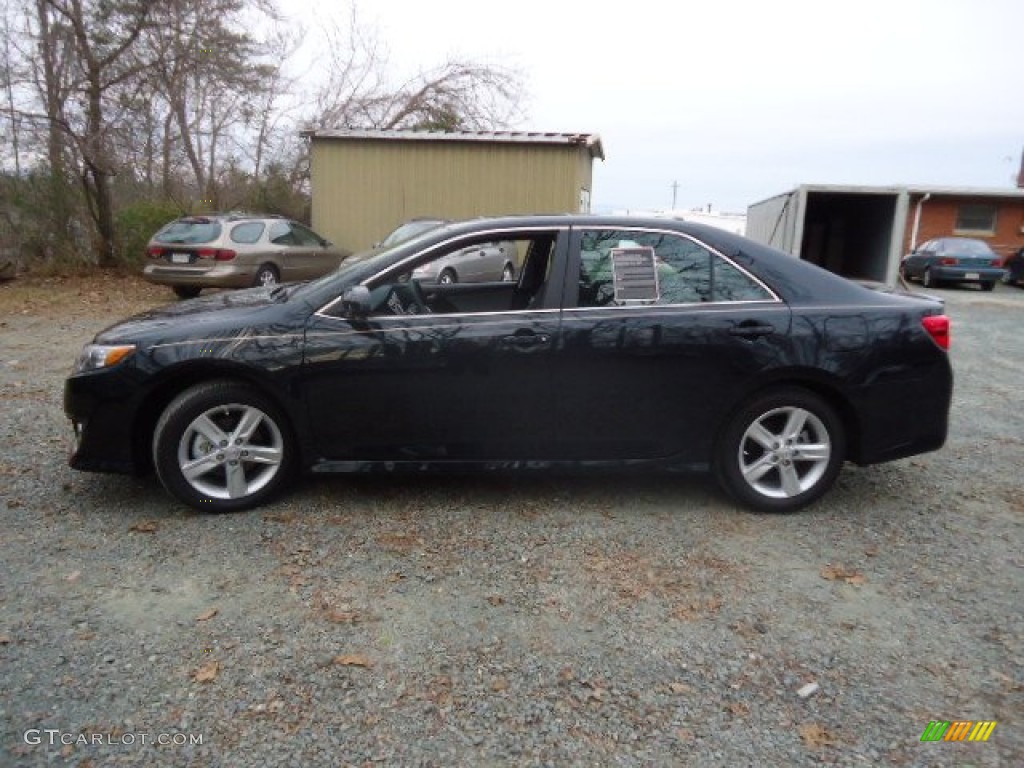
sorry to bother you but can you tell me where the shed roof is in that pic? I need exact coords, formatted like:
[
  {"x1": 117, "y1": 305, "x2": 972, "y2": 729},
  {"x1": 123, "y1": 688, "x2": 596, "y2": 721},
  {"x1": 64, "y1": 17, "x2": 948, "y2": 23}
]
[{"x1": 301, "y1": 129, "x2": 605, "y2": 160}]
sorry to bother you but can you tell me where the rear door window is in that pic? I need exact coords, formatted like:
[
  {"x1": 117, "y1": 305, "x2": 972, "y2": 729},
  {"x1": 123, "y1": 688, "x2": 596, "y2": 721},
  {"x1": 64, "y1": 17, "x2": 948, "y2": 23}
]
[
  {"x1": 230, "y1": 222, "x2": 265, "y2": 244},
  {"x1": 576, "y1": 229, "x2": 774, "y2": 307}
]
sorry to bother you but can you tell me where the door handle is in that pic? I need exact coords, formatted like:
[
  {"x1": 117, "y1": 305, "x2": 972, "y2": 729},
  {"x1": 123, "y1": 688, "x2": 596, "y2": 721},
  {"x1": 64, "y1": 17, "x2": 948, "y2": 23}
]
[
  {"x1": 501, "y1": 333, "x2": 550, "y2": 348},
  {"x1": 729, "y1": 322, "x2": 774, "y2": 338}
]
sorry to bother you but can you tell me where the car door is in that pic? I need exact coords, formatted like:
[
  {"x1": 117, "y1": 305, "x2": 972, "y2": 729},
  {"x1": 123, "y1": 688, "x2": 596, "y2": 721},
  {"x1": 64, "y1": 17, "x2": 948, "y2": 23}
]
[
  {"x1": 300, "y1": 228, "x2": 570, "y2": 462},
  {"x1": 546, "y1": 225, "x2": 793, "y2": 464},
  {"x1": 906, "y1": 240, "x2": 934, "y2": 278},
  {"x1": 266, "y1": 221, "x2": 318, "y2": 281},
  {"x1": 290, "y1": 223, "x2": 340, "y2": 278}
]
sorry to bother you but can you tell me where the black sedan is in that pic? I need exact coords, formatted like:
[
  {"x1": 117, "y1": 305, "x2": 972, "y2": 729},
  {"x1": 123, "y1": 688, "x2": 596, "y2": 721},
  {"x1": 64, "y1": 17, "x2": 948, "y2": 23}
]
[
  {"x1": 899, "y1": 236, "x2": 1005, "y2": 290},
  {"x1": 1002, "y1": 246, "x2": 1024, "y2": 287},
  {"x1": 65, "y1": 215, "x2": 953, "y2": 514}
]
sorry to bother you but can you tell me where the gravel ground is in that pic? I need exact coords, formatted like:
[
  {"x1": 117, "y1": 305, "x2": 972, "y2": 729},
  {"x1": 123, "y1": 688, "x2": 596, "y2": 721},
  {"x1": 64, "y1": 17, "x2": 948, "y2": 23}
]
[{"x1": 1, "y1": 275, "x2": 1021, "y2": 767}]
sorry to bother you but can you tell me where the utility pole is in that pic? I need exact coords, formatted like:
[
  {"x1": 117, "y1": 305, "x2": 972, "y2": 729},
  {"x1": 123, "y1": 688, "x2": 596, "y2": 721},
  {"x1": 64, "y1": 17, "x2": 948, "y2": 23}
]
[{"x1": 670, "y1": 181, "x2": 679, "y2": 211}]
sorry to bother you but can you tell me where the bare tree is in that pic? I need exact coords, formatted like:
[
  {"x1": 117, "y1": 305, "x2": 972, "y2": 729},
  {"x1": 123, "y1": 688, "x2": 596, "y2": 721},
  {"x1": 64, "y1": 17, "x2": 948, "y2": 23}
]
[
  {"x1": 308, "y1": 9, "x2": 525, "y2": 132},
  {"x1": 34, "y1": 0, "x2": 154, "y2": 266}
]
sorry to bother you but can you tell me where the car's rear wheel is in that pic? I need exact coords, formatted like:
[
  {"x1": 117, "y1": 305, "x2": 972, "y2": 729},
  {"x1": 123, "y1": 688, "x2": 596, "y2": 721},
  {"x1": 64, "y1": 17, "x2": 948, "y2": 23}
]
[
  {"x1": 980, "y1": 281, "x2": 995, "y2": 292},
  {"x1": 715, "y1": 387, "x2": 845, "y2": 513},
  {"x1": 438, "y1": 268, "x2": 457, "y2": 285},
  {"x1": 153, "y1": 380, "x2": 294, "y2": 512},
  {"x1": 173, "y1": 286, "x2": 201, "y2": 299},
  {"x1": 254, "y1": 264, "x2": 279, "y2": 287},
  {"x1": 501, "y1": 263, "x2": 515, "y2": 282}
]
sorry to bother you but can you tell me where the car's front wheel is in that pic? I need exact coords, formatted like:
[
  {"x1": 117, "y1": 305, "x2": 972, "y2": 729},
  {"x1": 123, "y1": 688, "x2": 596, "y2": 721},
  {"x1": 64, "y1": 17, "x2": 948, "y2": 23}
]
[
  {"x1": 923, "y1": 268, "x2": 937, "y2": 289},
  {"x1": 153, "y1": 380, "x2": 294, "y2": 512},
  {"x1": 715, "y1": 387, "x2": 845, "y2": 513}
]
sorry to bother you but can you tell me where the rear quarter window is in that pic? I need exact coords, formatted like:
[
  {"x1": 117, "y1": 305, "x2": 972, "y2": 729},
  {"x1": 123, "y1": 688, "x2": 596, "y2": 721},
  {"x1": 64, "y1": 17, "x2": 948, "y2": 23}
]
[
  {"x1": 154, "y1": 219, "x2": 222, "y2": 244},
  {"x1": 230, "y1": 222, "x2": 265, "y2": 244}
]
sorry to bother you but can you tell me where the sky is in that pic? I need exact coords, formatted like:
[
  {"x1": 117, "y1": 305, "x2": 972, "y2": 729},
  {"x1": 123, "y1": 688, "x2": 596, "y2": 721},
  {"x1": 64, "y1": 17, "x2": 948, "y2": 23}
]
[{"x1": 278, "y1": 0, "x2": 1024, "y2": 214}]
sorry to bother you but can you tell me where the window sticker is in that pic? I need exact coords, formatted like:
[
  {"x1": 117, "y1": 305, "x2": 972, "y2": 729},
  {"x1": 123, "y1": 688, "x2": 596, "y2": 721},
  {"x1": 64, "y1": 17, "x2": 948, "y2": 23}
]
[{"x1": 610, "y1": 247, "x2": 660, "y2": 303}]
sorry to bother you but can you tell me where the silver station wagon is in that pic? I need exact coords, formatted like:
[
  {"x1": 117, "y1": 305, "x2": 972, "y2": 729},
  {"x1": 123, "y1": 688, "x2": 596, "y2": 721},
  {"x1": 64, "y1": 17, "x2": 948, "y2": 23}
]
[{"x1": 143, "y1": 213, "x2": 350, "y2": 299}]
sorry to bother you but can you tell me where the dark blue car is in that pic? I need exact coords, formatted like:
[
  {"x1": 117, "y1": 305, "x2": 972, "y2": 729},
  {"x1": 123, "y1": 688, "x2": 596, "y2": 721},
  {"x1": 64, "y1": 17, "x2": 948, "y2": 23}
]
[{"x1": 900, "y1": 237, "x2": 1005, "y2": 291}]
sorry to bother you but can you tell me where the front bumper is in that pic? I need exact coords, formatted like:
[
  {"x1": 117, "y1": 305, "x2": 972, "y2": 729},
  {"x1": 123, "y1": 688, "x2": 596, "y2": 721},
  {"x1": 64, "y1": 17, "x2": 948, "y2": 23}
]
[{"x1": 64, "y1": 366, "x2": 147, "y2": 474}]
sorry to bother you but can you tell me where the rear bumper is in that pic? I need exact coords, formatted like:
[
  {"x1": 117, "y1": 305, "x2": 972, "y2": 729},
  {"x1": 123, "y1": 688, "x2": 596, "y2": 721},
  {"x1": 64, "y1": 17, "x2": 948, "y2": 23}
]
[
  {"x1": 142, "y1": 263, "x2": 257, "y2": 289},
  {"x1": 851, "y1": 357, "x2": 953, "y2": 465},
  {"x1": 931, "y1": 266, "x2": 1005, "y2": 283}
]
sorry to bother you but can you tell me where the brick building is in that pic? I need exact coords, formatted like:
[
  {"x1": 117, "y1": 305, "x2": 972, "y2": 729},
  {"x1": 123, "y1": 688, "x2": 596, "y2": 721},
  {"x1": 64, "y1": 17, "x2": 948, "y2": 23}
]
[{"x1": 904, "y1": 188, "x2": 1024, "y2": 260}]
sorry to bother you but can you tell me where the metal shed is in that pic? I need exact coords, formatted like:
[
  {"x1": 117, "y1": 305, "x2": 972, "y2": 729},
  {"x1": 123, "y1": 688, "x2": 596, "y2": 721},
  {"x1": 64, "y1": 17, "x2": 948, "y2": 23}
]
[{"x1": 303, "y1": 129, "x2": 605, "y2": 254}]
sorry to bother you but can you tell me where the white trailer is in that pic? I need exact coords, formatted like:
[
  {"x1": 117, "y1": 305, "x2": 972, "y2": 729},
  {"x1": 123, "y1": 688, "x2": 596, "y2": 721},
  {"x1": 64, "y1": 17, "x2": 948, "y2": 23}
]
[{"x1": 746, "y1": 185, "x2": 910, "y2": 284}]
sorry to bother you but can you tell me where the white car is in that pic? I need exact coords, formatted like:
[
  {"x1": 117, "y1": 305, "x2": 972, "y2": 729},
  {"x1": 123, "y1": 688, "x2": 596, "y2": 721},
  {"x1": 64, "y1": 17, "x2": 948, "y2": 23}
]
[{"x1": 381, "y1": 219, "x2": 518, "y2": 283}]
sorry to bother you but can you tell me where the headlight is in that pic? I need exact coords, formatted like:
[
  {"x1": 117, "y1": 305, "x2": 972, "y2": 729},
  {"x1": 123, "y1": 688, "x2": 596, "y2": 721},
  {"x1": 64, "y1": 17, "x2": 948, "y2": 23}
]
[{"x1": 75, "y1": 344, "x2": 136, "y2": 372}]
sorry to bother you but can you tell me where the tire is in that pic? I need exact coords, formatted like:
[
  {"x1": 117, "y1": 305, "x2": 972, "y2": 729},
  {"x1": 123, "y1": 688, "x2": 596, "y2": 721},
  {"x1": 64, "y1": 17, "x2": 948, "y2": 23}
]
[
  {"x1": 714, "y1": 387, "x2": 845, "y2": 513},
  {"x1": 152, "y1": 380, "x2": 295, "y2": 512},
  {"x1": 253, "y1": 264, "x2": 279, "y2": 287},
  {"x1": 981, "y1": 281, "x2": 995, "y2": 292},
  {"x1": 922, "y1": 268, "x2": 937, "y2": 289},
  {"x1": 438, "y1": 269, "x2": 457, "y2": 285},
  {"x1": 173, "y1": 285, "x2": 201, "y2": 299},
  {"x1": 501, "y1": 263, "x2": 515, "y2": 282}
]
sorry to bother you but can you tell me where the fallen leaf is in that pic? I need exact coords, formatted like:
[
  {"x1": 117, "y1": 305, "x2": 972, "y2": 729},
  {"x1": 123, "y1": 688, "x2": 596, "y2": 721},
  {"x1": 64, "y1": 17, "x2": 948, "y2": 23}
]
[
  {"x1": 65, "y1": 570, "x2": 81, "y2": 582},
  {"x1": 798, "y1": 723, "x2": 838, "y2": 747},
  {"x1": 60, "y1": 744, "x2": 74, "y2": 758},
  {"x1": 129, "y1": 521, "x2": 159, "y2": 533},
  {"x1": 195, "y1": 608, "x2": 218, "y2": 622},
  {"x1": 333, "y1": 653, "x2": 373, "y2": 668},
  {"x1": 676, "y1": 728, "x2": 695, "y2": 742},
  {"x1": 0, "y1": 634, "x2": 11, "y2": 644},
  {"x1": 491, "y1": 677, "x2": 509, "y2": 692},
  {"x1": 192, "y1": 660, "x2": 219, "y2": 683},
  {"x1": 669, "y1": 682, "x2": 692, "y2": 694},
  {"x1": 325, "y1": 609, "x2": 360, "y2": 624},
  {"x1": 559, "y1": 666, "x2": 575, "y2": 683},
  {"x1": 726, "y1": 701, "x2": 750, "y2": 716},
  {"x1": 487, "y1": 595, "x2": 505, "y2": 606},
  {"x1": 820, "y1": 564, "x2": 866, "y2": 585},
  {"x1": 76, "y1": 632, "x2": 96, "y2": 641},
  {"x1": 263, "y1": 512, "x2": 295, "y2": 524}
]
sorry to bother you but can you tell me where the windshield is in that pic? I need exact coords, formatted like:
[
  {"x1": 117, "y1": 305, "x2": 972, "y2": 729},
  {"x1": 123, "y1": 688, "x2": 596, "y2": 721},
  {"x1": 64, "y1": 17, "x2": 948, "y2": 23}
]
[
  {"x1": 380, "y1": 219, "x2": 445, "y2": 248},
  {"x1": 155, "y1": 218, "x2": 222, "y2": 244}
]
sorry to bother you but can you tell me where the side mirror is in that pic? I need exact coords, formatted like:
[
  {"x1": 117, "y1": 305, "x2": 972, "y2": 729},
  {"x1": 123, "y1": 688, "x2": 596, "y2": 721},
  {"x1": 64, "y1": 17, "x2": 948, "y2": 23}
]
[{"x1": 341, "y1": 285, "x2": 371, "y2": 316}]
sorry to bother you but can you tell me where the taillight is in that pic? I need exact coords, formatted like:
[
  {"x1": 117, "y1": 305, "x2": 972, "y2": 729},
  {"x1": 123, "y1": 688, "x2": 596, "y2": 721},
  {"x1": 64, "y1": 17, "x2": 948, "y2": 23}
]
[
  {"x1": 991, "y1": 259, "x2": 1001, "y2": 267},
  {"x1": 939, "y1": 257, "x2": 958, "y2": 266},
  {"x1": 196, "y1": 248, "x2": 236, "y2": 261},
  {"x1": 146, "y1": 246, "x2": 162, "y2": 259},
  {"x1": 921, "y1": 315, "x2": 950, "y2": 350}
]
